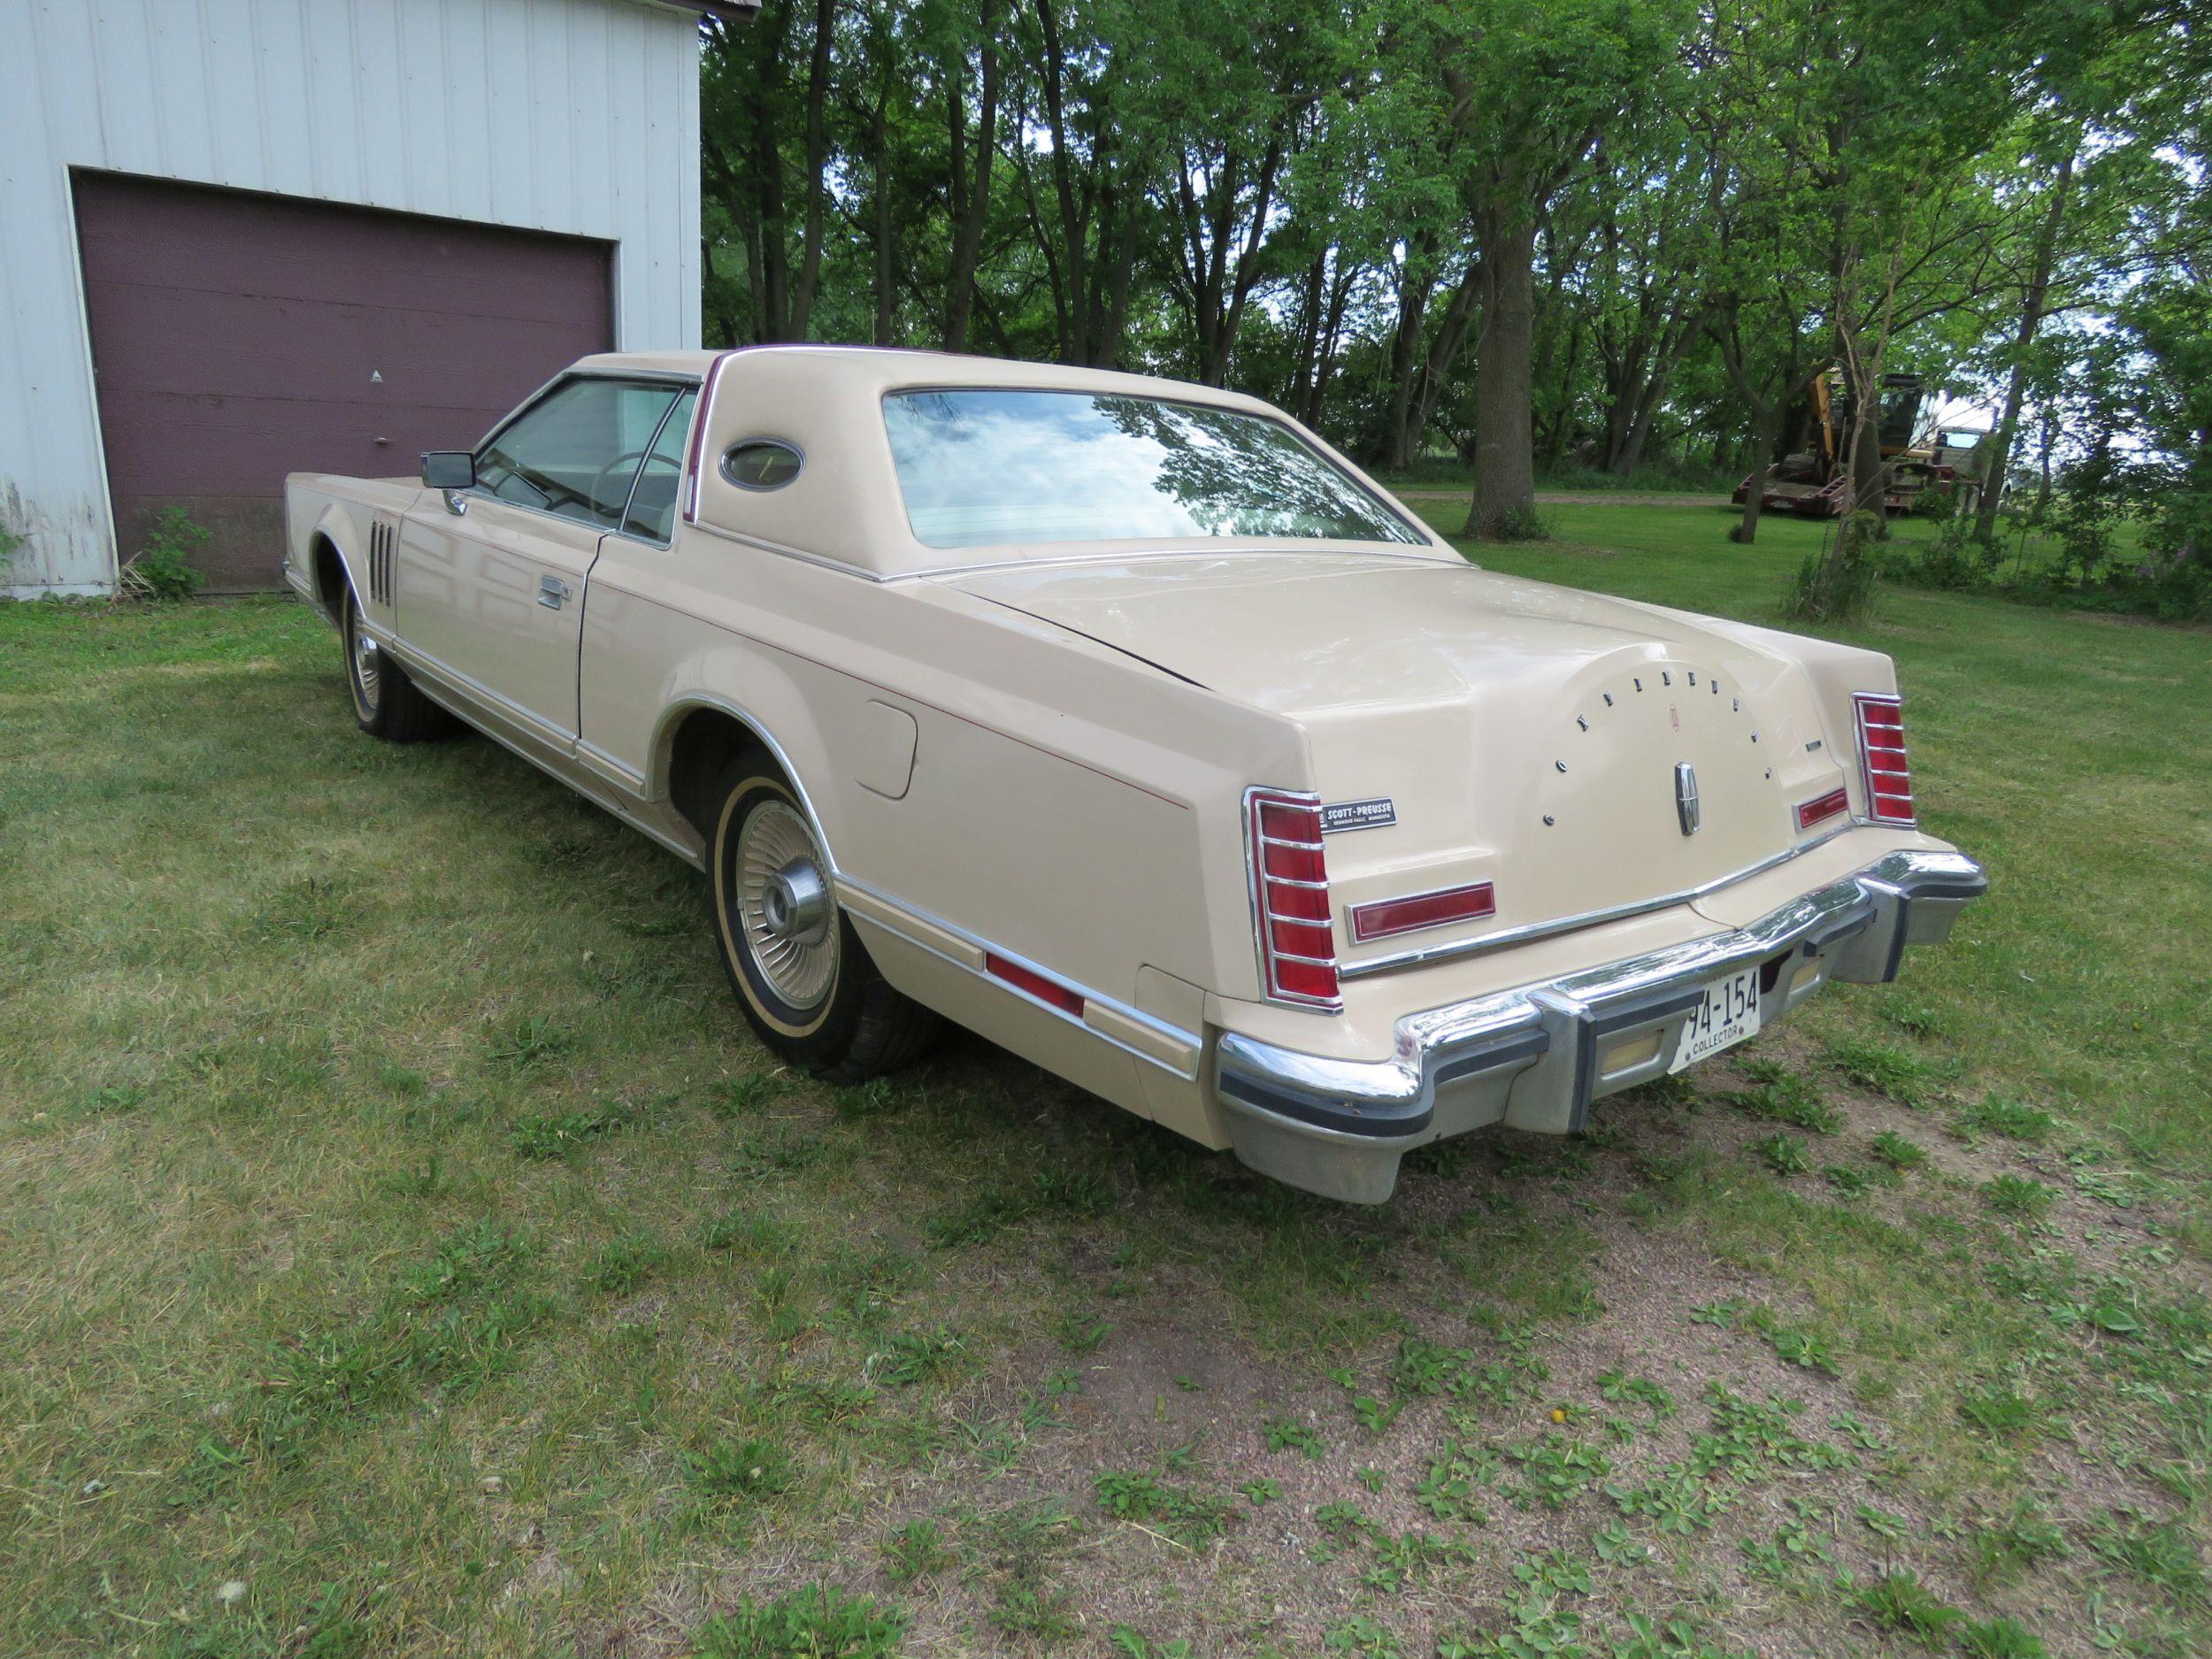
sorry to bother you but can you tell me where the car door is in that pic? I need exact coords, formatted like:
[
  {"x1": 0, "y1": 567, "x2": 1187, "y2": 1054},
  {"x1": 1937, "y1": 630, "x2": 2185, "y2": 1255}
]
[{"x1": 396, "y1": 373, "x2": 685, "y2": 746}]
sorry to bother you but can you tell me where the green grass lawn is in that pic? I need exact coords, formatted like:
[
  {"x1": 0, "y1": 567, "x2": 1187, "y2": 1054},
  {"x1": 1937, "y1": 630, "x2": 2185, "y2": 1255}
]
[{"x1": 1, "y1": 506, "x2": 2207, "y2": 1659}]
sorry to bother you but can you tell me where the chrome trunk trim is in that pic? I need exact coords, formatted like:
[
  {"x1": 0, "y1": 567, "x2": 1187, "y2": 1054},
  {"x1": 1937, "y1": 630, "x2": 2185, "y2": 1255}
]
[{"x1": 1339, "y1": 819, "x2": 1867, "y2": 979}]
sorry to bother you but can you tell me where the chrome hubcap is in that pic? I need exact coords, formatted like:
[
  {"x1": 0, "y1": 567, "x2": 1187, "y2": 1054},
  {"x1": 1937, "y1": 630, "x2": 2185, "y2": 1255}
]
[
  {"x1": 735, "y1": 800, "x2": 836, "y2": 1010},
  {"x1": 350, "y1": 613, "x2": 380, "y2": 710}
]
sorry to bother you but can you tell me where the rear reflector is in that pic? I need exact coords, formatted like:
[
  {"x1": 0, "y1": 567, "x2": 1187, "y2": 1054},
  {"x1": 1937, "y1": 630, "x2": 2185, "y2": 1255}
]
[
  {"x1": 1348, "y1": 882, "x2": 1497, "y2": 944},
  {"x1": 1245, "y1": 787, "x2": 1341, "y2": 1010},
  {"x1": 1853, "y1": 693, "x2": 1917, "y2": 826},
  {"x1": 985, "y1": 953, "x2": 1084, "y2": 1018},
  {"x1": 1793, "y1": 786, "x2": 1850, "y2": 833}
]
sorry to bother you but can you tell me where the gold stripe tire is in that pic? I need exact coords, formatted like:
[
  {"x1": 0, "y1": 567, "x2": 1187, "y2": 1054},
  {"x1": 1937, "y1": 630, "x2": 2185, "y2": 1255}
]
[
  {"x1": 706, "y1": 757, "x2": 941, "y2": 1083},
  {"x1": 343, "y1": 588, "x2": 450, "y2": 743}
]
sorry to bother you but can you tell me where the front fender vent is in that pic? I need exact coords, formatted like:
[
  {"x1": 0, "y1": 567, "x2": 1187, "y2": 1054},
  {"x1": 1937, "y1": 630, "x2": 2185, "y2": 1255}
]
[{"x1": 367, "y1": 520, "x2": 394, "y2": 607}]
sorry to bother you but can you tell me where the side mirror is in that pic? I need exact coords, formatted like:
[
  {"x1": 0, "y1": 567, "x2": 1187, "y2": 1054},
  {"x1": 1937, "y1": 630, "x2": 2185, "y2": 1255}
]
[{"x1": 421, "y1": 450, "x2": 476, "y2": 491}]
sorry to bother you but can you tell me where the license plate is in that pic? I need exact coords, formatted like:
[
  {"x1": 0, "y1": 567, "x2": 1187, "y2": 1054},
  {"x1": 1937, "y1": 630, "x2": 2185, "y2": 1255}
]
[{"x1": 1671, "y1": 966, "x2": 1763, "y2": 1071}]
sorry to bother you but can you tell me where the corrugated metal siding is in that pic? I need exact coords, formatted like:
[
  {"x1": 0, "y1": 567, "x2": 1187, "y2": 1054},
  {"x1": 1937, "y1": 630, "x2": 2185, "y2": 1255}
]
[{"x1": 0, "y1": 0, "x2": 703, "y2": 594}]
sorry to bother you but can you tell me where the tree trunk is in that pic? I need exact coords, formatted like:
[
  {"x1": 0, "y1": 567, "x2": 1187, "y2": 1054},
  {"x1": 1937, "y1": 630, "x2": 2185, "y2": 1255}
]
[
  {"x1": 1100, "y1": 199, "x2": 1140, "y2": 367},
  {"x1": 1290, "y1": 251, "x2": 1325, "y2": 415},
  {"x1": 941, "y1": 1, "x2": 1000, "y2": 355},
  {"x1": 1732, "y1": 399, "x2": 1779, "y2": 544},
  {"x1": 1613, "y1": 375, "x2": 1668, "y2": 476},
  {"x1": 787, "y1": 0, "x2": 836, "y2": 339},
  {"x1": 1409, "y1": 262, "x2": 1484, "y2": 457},
  {"x1": 1383, "y1": 239, "x2": 1436, "y2": 470},
  {"x1": 1850, "y1": 403, "x2": 1887, "y2": 535},
  {"x1": 2032, "y1": 404, "x2": 2057, "y2": 518},
  {"x1": 1303, "y1": 259, "x2": 1353, "y2": 428},
  {"x1": 1035, "y1": 0, "x2": 1088, "y2": 363},
  {"x1": 872, "y1": 96, "x2": 895, "y2": 345},
  {"x1": 1973, "y1": 146, "x2": 2074, "y2": 542},
  {"x1": 1464, "y1": 213, "x2": 1537, "y2": 540}
]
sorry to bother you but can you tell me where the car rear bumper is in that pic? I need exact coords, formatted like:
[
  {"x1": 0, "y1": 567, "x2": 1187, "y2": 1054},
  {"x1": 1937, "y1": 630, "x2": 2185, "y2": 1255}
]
[{"x1": 1211, "y1": 848, "x2": 1986, "y2": 1203}]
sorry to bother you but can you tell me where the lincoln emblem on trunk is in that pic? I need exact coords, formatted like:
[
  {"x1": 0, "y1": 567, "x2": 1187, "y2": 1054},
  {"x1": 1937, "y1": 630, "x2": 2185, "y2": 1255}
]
[{"x1": 1675, "y1": 763, "x2": 1701, "y2": 836}]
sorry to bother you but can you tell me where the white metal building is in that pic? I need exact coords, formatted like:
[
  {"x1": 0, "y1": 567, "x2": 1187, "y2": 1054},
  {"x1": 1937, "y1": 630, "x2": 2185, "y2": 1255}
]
[{"x1": 0, "y1": 0, "x2": 737, "y2": 595}]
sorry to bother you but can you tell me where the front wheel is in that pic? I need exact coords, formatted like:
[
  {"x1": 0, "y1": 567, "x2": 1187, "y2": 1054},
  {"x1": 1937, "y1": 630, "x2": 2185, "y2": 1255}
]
[
  {"x1": 343, "y1": 589, "x2": 449, "y2": 741},
  {"x1": 706, "y1": 757, "x2": 939, "y2": 1083}
]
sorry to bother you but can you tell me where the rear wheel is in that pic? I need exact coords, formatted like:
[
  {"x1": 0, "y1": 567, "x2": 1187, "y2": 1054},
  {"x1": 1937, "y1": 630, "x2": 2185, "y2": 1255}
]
[
  {"x1": 706, "y1": 757, "x2": 939, "y2": 1083},
  {"x1": 343, "y1": 588, "x2": 449, "y2": 741}
]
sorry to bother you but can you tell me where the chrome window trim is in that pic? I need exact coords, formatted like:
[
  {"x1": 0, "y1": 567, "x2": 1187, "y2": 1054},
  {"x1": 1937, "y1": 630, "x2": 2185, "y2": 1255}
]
[
  {"x1": 720, "y1": 437, "x2": 806, "y2": 492},
  {"x1": 683, "y1": 349, "x2": 740, "y2": 526},
  {"x1": 686, "y1": 518, "x2": 885, "y2": 580},
  {"x1": 471, "y1": 366, "x2": 703, "y2": 457},
  {"x1": 612, "y1": 385, "x2": 699, "y2": 548},
  {"x1": 1339, "y1": 820, "x2": 1869, "y2": 980},
  {"x1": 464, "y1": 371, "x2": 702, "y2": 549}
]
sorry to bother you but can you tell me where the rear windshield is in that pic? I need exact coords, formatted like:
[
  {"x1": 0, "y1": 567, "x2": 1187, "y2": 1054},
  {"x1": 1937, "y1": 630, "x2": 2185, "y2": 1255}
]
[{"x1": 881, "y1": 389, "x2": 1425, "y2": 550}]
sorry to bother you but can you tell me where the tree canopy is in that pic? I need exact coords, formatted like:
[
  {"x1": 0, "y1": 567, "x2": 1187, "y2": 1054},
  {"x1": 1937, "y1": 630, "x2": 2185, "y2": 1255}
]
[{"x1": 695, "y1": 0, "x2": 2210, "y2": 609}]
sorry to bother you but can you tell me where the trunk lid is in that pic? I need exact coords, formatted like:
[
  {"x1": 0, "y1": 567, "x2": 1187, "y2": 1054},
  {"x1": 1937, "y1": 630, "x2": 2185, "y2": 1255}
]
[{"x1": 953, "y1": 553, "x2": 1854, "y2": 969}]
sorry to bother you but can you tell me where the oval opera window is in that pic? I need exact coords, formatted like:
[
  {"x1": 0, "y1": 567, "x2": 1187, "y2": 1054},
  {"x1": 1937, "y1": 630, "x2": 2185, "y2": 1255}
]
[{"x1": 721, "y1": 439, "x2": 803, "y2": 492}]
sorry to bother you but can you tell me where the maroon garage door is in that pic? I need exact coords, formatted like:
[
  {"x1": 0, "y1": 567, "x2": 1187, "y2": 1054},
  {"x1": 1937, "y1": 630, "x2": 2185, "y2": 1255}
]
[{"x1": 73, "y1": 172, "x2": 613, "y2": 592}]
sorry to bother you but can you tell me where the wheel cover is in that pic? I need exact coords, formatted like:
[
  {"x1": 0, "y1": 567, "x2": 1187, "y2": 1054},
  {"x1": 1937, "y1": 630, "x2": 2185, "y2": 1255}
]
[
  {"x1": 734, "y1": 798, "x2": 838, "y2": 1010},
  {"x1": 349, "y1": 606, "x2": 380, "y2": 711}
]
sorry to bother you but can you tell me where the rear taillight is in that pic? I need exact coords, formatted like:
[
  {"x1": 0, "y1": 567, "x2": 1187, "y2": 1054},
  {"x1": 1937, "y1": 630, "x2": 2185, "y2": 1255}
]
[
  {"x1": 1245, "y1": 787, "x2": 1340, "y2": 1009},
  {"x1": 1793, "y1": 786, "x2": 1850, "y2": 833},
  {"x1": 1854, "y1": 693, "x2": 1916, "y2": 826},
  {"x1": 1349, "y1": 882, "x2": 1496, "y2": 944}
]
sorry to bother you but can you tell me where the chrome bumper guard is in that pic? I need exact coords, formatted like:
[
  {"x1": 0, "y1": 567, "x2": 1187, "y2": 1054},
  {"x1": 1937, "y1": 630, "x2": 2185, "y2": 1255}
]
[{"x1": 1213, "y1": 849, "x2": 1986, "y2": 1204}]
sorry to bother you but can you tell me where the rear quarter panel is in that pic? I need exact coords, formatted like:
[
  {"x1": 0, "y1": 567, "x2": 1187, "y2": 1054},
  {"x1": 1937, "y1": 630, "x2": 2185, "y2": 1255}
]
[
  {"x1": 586, "y1": 536, "x2": 1303, "y2": 999},
  {"x1": 579, "y1": 533, "x2": 1306, "y2": 1139}
]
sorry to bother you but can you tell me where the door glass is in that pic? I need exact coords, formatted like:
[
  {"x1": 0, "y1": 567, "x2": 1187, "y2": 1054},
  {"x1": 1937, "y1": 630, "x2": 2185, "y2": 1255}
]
[
  {"x1": 475, "y1": 379, "x2": 681, "y2": 529},
  {"x1": 620, "y1": 388, "x2": 697, "y2": 543}
]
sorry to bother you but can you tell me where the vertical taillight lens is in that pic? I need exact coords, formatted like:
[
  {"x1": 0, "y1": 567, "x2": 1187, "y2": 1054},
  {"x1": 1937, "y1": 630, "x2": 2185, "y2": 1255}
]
[
  {"x1": 1245, "y1": 787, "x2": 1340, "y2": 1010},
  {"x1": 1854, "y1": 693, "x2": 1916, "y2": 826}
]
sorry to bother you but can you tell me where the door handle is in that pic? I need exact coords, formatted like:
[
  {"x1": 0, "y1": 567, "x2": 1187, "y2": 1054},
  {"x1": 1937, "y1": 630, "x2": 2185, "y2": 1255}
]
[{"x1": 538, "y1": 575, "x2": 572, "y2": 610}]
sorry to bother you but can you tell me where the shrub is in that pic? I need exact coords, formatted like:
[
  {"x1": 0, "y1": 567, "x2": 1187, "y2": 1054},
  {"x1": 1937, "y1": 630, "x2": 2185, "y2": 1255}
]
[
  {"x1": 1786, "y1": 511, "x2": 1880, "y2": 621},
  {"x1": 1492, "y1": 504, "x2": 1553, "y2": 542},
  {"x1": 120, "y1": 507, "x2": 209, "y2": 602}
]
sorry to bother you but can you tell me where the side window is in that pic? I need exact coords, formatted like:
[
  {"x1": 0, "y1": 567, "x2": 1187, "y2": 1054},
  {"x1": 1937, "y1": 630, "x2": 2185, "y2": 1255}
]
[
  {"x1": 619, "y1": 388, "x2": 697, "y2": 543},
  {"x1": 475, "y1": 379, "x2": 681, "y2": 529}
]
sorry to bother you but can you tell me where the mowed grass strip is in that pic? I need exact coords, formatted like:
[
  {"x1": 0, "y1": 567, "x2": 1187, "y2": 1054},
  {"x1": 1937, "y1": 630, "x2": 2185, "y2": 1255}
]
[{"x1": 0, "y1": 512, "x2": 2206, "y2": 1657}]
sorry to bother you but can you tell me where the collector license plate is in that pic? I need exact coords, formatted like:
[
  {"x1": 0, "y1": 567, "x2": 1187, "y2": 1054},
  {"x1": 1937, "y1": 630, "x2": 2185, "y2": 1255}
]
[{"x1": 1671, "y1": 967, "x2": 1763, "y2": 1071}]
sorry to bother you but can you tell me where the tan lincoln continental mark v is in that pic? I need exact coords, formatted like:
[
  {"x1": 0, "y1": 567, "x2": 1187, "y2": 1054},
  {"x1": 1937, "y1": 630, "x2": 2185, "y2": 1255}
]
[{"x1": 284, "y1": 348, "x2": 1986, "y2": 1202}]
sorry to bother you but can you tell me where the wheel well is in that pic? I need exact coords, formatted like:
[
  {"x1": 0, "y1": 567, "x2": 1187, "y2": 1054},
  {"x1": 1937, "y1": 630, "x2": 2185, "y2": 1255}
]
[
  {"x1": 311, "y1": 534, "x2": 347, "y2": 617},
  {"x1": 665, "y1": 708, "x2": 772, "y2": 835}
]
